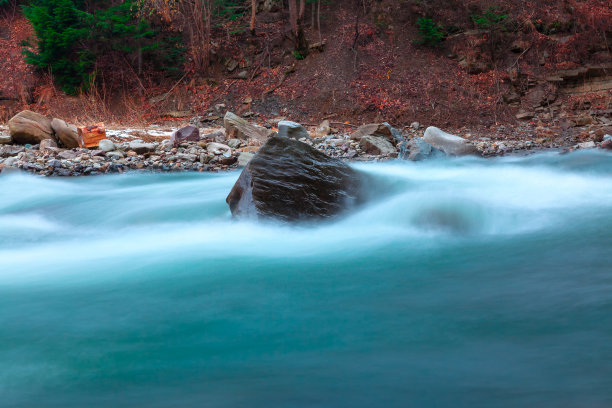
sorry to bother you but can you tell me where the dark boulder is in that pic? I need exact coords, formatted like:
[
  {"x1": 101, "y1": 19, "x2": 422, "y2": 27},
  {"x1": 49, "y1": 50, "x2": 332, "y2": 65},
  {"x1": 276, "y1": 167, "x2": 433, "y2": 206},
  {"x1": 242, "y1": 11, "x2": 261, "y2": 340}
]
[
  {"x1": 170, "y1": 125, "x2": 199, "y2": 146},
  {"x1": 226, "y1": 136, "x2": 367, "y2": 221}
]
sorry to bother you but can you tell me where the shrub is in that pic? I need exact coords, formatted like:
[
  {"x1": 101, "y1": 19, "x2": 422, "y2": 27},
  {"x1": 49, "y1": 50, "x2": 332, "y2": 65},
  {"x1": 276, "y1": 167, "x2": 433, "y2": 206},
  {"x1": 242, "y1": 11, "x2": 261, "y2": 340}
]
[{"x1": 416, "y1": 17, "x2": 445, "y2": 46}]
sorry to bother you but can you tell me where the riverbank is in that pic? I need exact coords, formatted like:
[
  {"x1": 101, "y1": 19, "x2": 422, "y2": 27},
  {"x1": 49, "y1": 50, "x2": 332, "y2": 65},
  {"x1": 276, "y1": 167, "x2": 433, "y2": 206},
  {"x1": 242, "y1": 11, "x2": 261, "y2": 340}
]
[{"x1": 1, "y1": 119, "x2": 611, "y2": 177}]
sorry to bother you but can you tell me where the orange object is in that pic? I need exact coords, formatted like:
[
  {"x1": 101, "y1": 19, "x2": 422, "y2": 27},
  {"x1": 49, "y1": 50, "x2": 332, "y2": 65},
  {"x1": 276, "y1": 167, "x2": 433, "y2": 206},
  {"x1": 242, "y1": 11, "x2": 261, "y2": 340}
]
[{"x1": 78, "y1": 123, "x2": 106, "y2": 148}]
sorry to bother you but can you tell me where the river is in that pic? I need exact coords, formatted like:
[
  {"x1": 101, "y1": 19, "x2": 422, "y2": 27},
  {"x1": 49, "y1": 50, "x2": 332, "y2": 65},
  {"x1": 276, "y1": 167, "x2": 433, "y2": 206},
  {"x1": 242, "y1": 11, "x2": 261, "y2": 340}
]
[{"x1": 1, "y1": 150, "x2": 611, "y2": 407}]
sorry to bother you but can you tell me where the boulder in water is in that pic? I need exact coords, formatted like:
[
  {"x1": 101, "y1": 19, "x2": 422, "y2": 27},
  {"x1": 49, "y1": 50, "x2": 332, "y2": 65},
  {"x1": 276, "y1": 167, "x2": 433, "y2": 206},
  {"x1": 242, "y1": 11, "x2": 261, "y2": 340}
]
[
  {"x1": 51, "y1": 118, "x2": 80, "y2": 148},
  {"x1": 399, "y1": 137, "x2": 443, "y2": 161},
  {"x1": 8, "y1": 110, "x2": 54, "y2": 145},
  {"x1": 226, "y1": 136, "x2": 366, "y2": 221},
  {"x1": 423, "y1": 126, "x2": 477, "y2": 156}
]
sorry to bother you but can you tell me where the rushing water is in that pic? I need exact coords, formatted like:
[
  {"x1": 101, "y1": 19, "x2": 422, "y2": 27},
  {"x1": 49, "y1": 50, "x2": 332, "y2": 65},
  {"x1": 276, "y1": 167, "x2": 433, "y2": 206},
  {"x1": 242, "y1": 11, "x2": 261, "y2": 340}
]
[{"x1": 1, "y1": 150, "x2": 611, "y2": 408}]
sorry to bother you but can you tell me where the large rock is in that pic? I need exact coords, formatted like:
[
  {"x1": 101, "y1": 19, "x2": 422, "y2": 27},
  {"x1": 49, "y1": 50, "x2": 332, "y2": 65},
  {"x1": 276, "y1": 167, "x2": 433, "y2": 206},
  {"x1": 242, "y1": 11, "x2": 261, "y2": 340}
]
[
  {"x1": 8, "y1": 110, "x2": 54, "y2": 145},
  {"x1": 359, "y1": 135, "x2": 396, "y2": 155},
  {"x1": 399, "y1": 137, "x2": 443, "y2": 161},
  {"x1": 170, "y1": 125, "x2": 199, "y2": 146},
  {"x1": 278, "y1": 120, "x2": 309, "y2": 140},
  {"x1": 224, "y1": 112, "x2": 276, "y2": 144},
  {"x1": 423, "y1": 127, "x2": 477, "y2": 156},
  {"x1": 350, "y1": 123, "x2": 394, "y2": 142},
  {"x1": 226, "y1": 136, "x2": 367, "y2": 221},
  {"x1": 51, "y1": 118, "x2": 80, "y2": 148}
]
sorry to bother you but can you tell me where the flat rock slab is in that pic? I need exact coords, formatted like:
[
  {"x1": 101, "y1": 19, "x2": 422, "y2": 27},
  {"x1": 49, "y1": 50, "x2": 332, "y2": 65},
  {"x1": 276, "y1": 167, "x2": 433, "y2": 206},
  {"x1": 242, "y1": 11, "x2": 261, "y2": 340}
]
[{"x1": 226, "y1": 136, "x2": 367, "y2": 222}]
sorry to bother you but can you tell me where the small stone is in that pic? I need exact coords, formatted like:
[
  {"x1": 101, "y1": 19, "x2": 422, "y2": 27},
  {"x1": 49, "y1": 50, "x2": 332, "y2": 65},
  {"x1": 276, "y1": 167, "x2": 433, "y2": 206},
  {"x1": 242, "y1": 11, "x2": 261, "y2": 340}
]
[
  {"x1": 411, "y1": 122, "x2": 420, "y2": 130},
  {"x1": 176, "y1": 153, "x2": 197, "y2": 162},
  {"x1": 98, "y1": 139, "x2": 116, "y2": 152},
  {"x1": 106, "y1": 151, "x2": 125, "y2": 160},
  {"x1": 600, "y1": 139, "x2": 612, "y2": 150},
  {"x1": 577, "y1": 141, "x2": 596, "y2": 149},
  {"x1": 227, "y1": 139, "x2": 242, "y2": 149},
  {"x1": 0, "y1": 134, "x2": 12, "y2": 145},
  {"x1": 200, "y1": 153, "x2": 213, "y2": 164},
  {"x1": 237, "y1": 152, "x2": 255, "y2": 167},
  {"x1": 40, "y1": 139, "x2": 58, "y2": 152},
  {"x1": 57, "y1": 150, "x2": 77, "y2": 160},
  {"x1": 206, "y1": 142, "x2": 231, "y2": 155},
  {"x1": 127, "y1": 141, "x2": 156, "y2": 154}
]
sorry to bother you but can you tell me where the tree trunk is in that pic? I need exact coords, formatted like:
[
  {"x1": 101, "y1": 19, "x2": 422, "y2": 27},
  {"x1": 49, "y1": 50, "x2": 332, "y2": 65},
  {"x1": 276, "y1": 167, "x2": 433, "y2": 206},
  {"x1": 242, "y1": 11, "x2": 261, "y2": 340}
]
[
  {"x1": 288, "y1": 0, "x2": 308, "y2": 57},
  {"x1": 250, "y1": 0, "x2": 257, "y2": 35}
]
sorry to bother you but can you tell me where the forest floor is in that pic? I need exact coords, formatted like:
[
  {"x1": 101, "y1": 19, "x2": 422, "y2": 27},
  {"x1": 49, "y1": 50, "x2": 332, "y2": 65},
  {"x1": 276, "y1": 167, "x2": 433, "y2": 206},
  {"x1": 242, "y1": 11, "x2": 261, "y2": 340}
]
[{"x1": 0, "y1": 1, "x2": 610, "y2": 150}]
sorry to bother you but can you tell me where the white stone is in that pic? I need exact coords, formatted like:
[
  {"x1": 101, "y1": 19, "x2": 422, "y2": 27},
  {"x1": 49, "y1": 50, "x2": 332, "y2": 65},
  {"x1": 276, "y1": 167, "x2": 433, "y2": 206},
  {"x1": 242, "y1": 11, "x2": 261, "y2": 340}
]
[
  {"x1": 423, "y1": 126, "x2": 477, "y2": 156},
  {"x1": 206, "y1": 142, "x2": 231, "y2": 155},
  {"x1": 98, "y1": 139, "x2": 116, "y2": 152},
  {"x1": 278, "y1": 120, "x2": 309, "y2": 140}
]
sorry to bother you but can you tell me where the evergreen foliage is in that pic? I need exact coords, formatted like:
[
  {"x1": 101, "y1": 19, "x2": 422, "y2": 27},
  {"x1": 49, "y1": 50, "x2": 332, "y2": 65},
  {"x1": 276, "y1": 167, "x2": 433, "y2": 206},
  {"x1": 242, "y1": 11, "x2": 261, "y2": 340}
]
[
  {"x1": 22, "y1": 0, "x2": 184, "y2": 94},
  {"x1": 22, "y1": 0, "x2": 93, "y2": 94},
  {"x1": 415, "y1": 17, "x2": 445, "y2": 46}
]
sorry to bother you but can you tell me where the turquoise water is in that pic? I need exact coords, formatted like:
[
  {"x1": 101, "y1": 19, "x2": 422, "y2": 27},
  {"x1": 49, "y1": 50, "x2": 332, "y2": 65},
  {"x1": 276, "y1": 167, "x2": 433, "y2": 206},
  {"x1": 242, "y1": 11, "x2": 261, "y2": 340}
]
[{"x1": 1, "y1": 151, "x2": 611, "y2": 407}]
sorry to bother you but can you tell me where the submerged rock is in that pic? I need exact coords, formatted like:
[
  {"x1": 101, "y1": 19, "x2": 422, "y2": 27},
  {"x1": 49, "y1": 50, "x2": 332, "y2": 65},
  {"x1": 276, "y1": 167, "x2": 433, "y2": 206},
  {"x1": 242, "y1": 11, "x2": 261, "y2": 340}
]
[
  {"x1": 423, "y1": 127, "x2": 477, "y2": 156},
  {"x1": 399, "y1": 137, "x2": 442, "y2": 161},
  {"x1": 226, "y1": 136, "x2": 366, "y2": 221}
]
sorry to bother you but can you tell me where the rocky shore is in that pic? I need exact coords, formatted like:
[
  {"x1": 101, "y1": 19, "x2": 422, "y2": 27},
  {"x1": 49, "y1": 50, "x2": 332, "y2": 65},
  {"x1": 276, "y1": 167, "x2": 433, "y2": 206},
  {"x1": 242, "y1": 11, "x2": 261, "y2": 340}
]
[{"x1": 0, "y1": 111, "x2": 610, "y2": 177}]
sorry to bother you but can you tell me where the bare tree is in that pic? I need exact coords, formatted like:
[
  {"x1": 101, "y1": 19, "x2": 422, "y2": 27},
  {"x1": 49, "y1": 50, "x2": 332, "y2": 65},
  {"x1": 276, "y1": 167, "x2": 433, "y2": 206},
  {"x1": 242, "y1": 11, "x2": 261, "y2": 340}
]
[
  {"x1": 288, "y1": 0, "x2": 309, "y2": 56},
  {"x1": 250, "y1": 0, "x2": 257, "y2": 35}
]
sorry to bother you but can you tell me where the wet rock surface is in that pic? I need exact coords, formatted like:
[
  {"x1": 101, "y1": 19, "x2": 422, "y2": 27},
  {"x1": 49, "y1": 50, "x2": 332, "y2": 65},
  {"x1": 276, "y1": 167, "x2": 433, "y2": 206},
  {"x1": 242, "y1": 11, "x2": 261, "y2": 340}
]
[{"x1": 226, "y1": 136, "x2": 367, "y2": 222}]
